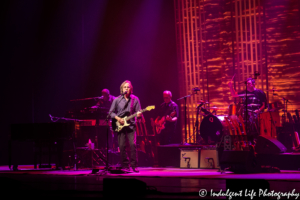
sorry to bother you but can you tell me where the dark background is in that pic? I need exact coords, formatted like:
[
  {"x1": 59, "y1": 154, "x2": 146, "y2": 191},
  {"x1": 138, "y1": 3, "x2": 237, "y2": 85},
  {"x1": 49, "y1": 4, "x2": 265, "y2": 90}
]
[{"x1": 0, "y1": 0, "x2": 180, "y2": 165}]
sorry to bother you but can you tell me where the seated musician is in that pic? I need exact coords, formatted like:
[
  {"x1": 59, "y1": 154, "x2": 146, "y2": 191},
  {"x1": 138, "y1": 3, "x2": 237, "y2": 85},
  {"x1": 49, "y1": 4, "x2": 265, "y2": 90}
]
[
  {"x1": 91, "y1": 89, "x2": 116, "y2": 110},
  {"x1": 228, "y1": 78, "x2": 267, "y2": 139},
  {"x1": 228, "y1": 78, "x2": 266, "y2": 114},
  {"x1": 155, "y1": 91, "x2": 179, "y2": 145}
]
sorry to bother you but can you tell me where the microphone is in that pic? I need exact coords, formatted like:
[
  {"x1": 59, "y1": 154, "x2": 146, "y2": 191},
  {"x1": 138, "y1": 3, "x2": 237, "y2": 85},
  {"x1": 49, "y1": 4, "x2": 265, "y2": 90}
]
[
  {"x1": 254, "y1": 71, "x2": 260, "y2": 79},
  {"x1": 123, "y1": 91, "x2": 128, "y2": 95},
  {"x1": 197, "y1": 102, "x2": 204, "y2": 109},
  {"x1": 192, "y1": 87, "x2": 200, "y2": 91}
]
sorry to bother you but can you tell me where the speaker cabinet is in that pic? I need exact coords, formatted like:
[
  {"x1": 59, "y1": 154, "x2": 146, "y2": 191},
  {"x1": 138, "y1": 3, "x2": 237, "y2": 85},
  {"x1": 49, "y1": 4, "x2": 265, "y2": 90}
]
[{"x1": 255, "y1": 135, "x2": 287, "y2": 154}]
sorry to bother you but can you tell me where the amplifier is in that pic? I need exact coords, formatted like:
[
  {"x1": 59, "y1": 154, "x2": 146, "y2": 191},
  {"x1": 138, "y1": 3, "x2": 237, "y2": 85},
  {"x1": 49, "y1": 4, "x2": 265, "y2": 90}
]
[{"x1": 180, "y1": 149, "x2": 200, "y2": 168}]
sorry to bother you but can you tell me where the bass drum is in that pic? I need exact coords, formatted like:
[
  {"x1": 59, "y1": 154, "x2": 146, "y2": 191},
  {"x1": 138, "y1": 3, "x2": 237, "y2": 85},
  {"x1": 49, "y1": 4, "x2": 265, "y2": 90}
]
[{"x1": 200, "y1": 115, "x2": 223, "y2": 144}]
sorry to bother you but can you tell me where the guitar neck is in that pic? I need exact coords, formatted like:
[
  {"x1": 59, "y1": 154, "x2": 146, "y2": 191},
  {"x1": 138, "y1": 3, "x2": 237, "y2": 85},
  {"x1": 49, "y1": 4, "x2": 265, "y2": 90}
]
[{"x1": 126, "y1": 108, "x2": 147, "y2": 121}]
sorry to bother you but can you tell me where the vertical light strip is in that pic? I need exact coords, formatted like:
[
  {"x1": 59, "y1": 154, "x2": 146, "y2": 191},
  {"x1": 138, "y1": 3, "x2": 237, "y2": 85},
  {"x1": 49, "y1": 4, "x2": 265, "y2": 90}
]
[
  {"x1": 193, "y1": 0, "x2": 200, "y2": 143},
  {"x1": 199, "y1": 0, "x2": 205, "y2": 101},
  {"x1": 249, "y1": 0, "x2": 254, "y2": 76},
  {"x1": 181, "y1": 0, "x2": 189, "y2": 143},
  {"x1": 189, "y1": 0, "x2": 196, "y2": 143},
  {"x1": 253, "y1": 0, "x2": 259, "y2": 88},
  {"x1": 185, "y1": 0, "x2": 192, "y2": 143},
  {"x1": 235, "y1": 0, "x2": 240, "y2": 91},
  {"x1": 258, "y1": 0, "x2": 263, "y2": 91},
  {"x1": 244, "y1": 0, "x2": 249, "y2": 79},
  {"x1": 239, "y1": 0, "x2": 245, "y2": 88}
]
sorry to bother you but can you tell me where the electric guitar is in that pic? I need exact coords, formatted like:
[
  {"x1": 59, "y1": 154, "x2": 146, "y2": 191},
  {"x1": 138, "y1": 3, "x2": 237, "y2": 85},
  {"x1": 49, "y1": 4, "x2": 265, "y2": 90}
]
[
  {"x1": 112, "y1": 106, "x2": 155, "y2": 132},
  {"x1": 155, "y1": 111, "x2": 176, "y2": 134}
]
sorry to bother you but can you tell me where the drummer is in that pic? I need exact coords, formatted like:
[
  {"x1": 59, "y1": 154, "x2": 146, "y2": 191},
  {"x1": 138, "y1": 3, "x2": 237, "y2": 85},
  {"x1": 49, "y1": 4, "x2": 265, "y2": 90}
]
[{"x1": 228, "y1": 78, "x2": 267, "y2": 114}]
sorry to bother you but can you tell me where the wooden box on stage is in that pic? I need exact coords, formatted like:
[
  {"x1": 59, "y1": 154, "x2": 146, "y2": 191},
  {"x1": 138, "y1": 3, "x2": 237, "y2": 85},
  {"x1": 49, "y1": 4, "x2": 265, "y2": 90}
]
[
  {"x1": 259, "y1": 111, "x2": 281, "y2": 138},
  {"x1": 199, "y1": 149, "x2": 219, "y2": 169},
  {"x1": 180, "y1": 148, "x2": 200, "y2": 168},
  {"x1": 180, "y1": 146, "x2": 219, "y2": 169}
]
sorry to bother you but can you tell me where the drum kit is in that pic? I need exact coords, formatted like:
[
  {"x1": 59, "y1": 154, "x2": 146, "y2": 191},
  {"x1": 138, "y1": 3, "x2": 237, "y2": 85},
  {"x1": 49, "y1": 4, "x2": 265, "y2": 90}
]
[{"x1": 198, "y1": 92, "x2": 284, "y2": 148}]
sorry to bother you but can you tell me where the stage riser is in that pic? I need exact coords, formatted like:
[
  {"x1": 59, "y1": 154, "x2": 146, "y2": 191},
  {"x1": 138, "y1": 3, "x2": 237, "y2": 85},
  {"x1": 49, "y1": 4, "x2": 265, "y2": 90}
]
[{"x1": 257, "y1": 154, "x2": 300, "y2": 170}]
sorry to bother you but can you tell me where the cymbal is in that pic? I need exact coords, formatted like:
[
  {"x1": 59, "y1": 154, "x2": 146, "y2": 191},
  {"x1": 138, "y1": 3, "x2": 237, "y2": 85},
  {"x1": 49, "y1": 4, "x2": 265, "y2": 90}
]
[
  {"x1": 207, "y1": 106, "x2": 228, "y2": 110},
  {"x1": 233, "y1": 93, "x2": 255, "y2": 98},
  {"x1": 197, "y1": 100, "x2": 209, "y2": 104},
  {"x1": 248, "y1": 104, "x2": 260, "y2": 107}
]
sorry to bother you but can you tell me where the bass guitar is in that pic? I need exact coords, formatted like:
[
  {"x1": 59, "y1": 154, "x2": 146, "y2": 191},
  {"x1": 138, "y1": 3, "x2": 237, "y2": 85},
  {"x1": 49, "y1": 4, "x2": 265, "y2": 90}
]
[{"x1": 112, "y1": 105, "x2": 155, "y2": 132}]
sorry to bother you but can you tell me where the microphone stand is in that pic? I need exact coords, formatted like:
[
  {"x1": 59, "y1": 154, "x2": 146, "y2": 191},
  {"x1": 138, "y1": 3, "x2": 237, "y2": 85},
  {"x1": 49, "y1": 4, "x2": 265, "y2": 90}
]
[
  {"x1": 194, "y1": 103, "x2": 204, "y2": 143},
  {"x1": 97, "y1": 94, "x2": 128, "y2": 175},
  {"x1": 239, "y1": 80, "x2": 248, "y2": 135},
  {"x1": 97, "y1": 110, "x2": 113, "y2": 175},
  {"x1": 178, "y1": 91, "x2": 198, "y2": 144}
]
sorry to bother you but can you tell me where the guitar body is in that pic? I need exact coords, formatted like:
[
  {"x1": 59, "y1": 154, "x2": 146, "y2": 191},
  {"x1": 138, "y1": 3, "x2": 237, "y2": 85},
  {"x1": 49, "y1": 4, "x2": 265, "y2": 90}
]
[
  {"x1": 112, "y1": 106, "x2": 155, "y2": 132},
  {"x1": 156, "y1": 117, "x2": 166, "y2": 134},
  {"x1": 114, "y1": 116, "x2": 130, "y2": 132},
  {"x1": 155, "y1": 111, "x2": 176, "y2": 134}
]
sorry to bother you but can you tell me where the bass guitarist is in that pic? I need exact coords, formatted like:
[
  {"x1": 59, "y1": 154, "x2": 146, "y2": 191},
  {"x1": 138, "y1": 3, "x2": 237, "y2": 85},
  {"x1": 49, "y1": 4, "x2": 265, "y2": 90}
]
[
  {"x1": 155, "y1": 91, "x2": 179, "y2": 145},
  {"x1": 109, "y1": 80, "x2": 142, "y2": 172}
]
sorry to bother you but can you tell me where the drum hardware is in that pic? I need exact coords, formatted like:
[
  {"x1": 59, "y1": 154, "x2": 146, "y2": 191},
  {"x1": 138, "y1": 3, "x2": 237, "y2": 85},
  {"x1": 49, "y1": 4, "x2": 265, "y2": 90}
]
[
  {"x1": 207, "y1": 106, "x2": 228, "y2": 110},
  {"x1": 232, "y1": 93, "x2": 255, "y2": 98},
  {"x1": 266, "y1": 88, "x2": 279, "y2": 92},
  {"x1": 229, "y1": 104, "x2": 242, "y2": 116},
  {"x1": 197, "y1": 100, "x2": 209, "y2": 104},
  {"x1": 248, "y1": 104, "x2": 260, "y2": 107},
  {"x1": 268, "y1": 90, "x2": 290, "y2": 123},
  {"x1": 200, "y1": 107, "x2": 212, "y2": 115},
  {"x1": 268, "y1": 101, "x2": 284, "y2": 112},
  {"x1": 222, "y1": 116, "x2": 252, "y2": 151}
]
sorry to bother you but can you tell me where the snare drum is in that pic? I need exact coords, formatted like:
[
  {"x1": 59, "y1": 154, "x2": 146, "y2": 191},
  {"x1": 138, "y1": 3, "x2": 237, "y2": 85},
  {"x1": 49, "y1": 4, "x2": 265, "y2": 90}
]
[{"x1": 200, "y1": 115, "x2": 223, "y2": 144}]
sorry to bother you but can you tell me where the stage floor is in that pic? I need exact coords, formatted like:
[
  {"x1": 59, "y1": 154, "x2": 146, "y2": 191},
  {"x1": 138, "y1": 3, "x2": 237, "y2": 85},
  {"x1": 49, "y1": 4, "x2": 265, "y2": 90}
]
[{"x1": 1, "y1": 166, "x2": 300, "y2": 199}]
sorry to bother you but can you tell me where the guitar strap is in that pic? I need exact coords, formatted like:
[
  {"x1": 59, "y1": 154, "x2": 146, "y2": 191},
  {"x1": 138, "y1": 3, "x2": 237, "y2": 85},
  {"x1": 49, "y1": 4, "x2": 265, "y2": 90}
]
[
  {"x1": 130, "y1": 95, "x2": 135, "y2": 115},
  {"x1": 120, "y1": 95, "x2": 134, "y2": 116}
]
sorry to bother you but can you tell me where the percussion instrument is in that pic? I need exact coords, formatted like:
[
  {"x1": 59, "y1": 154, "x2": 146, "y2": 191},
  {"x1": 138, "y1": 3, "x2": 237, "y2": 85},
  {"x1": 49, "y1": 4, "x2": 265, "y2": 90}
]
[
  {"x1": 258, "y1": 111, "x2": 281, "y2": 138},
  {"x1": 229, "y1": 104, "x2": 242, "y2": 116},
  {"x1": 232, "y1": 93, "x2": 255, "y2": 98},
  {"x1": 268, "y1": 101, "x2": 284, "y2": 112},
  {"x1": 200, "y1": 115, "x2": 223, "y2": 144}
]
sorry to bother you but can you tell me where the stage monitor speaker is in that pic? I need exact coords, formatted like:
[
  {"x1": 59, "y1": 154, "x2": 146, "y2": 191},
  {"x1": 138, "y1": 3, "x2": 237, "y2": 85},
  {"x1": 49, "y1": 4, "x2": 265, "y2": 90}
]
[
  {"x1": 255, "y1": 135, "x2": 287, "y2": 154},
  {"x1": 220, "y1": 151, "x2": 261, "y2": 173}
]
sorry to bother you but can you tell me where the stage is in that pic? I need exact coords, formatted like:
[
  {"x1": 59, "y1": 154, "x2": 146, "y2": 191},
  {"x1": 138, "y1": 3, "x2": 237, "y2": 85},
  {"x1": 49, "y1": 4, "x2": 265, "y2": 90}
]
[{"x1": 1, "y1": 165, "x2": 300, "y2": 199}]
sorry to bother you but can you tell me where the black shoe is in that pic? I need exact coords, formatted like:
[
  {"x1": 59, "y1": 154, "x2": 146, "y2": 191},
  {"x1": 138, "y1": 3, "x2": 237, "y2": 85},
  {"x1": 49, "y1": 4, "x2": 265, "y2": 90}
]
[
  {"x1": 132, "y1": 167, "x2": 139, "y2": 173},
  {"x1": 122, "y1": 167, "x2": 130, "y2": 172}
]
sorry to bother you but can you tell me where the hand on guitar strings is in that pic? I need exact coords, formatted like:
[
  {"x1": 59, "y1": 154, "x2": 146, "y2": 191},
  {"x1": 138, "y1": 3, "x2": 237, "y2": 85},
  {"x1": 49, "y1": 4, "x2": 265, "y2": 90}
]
[{"x1": 137, "y1": 111, "x2": 142, "y2": 118}]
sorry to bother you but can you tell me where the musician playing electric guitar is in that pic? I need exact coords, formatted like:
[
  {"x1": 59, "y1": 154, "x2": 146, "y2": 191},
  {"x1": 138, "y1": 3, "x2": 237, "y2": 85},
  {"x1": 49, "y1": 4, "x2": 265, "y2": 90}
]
[
  {"x1": 109, "y1": 80, "x2": 142, "y2": 173},
  {"x1": 154, "y1": 91, "x2": 179, "y2": 145}
]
